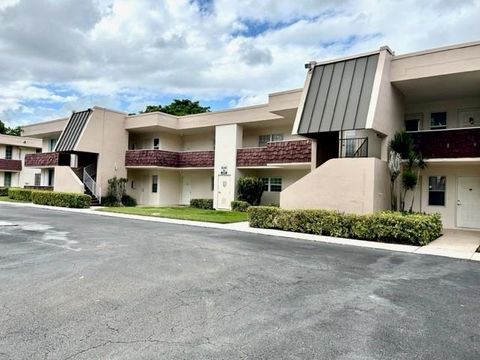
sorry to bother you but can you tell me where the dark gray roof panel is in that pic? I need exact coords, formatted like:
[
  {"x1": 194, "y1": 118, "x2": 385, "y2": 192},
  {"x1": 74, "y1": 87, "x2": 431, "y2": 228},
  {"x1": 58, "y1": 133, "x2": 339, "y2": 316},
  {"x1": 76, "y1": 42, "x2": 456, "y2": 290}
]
[
  {"x1": 55, "y1": 109, "x2": 92, "y2": 152},
  {"x1": 298, "y1": 53, "x2": 379, "y2": 135}
]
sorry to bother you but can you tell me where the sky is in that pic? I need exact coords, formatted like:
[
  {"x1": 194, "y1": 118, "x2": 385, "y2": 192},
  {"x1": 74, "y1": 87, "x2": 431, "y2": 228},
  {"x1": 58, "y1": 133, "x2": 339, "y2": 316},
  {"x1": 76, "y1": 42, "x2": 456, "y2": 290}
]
[{"x1": 1, "y1": 0, "x2": 479, "y2": 126}]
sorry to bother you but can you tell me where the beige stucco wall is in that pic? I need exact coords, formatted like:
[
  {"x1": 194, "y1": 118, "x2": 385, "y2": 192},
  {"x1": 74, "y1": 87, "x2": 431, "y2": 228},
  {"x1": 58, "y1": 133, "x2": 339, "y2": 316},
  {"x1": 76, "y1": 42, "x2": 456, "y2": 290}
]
[
  {"x1": 129, "y1": 132, "x2": 182, "y2": 151},
  {"x1": 180, "y1": 170, "x2": 213, "y2": 205},
  {"x1": 75, "y1": 108, "x2": 129, "y2": 196},
  {"x1": 405, "y1": 96, "x2": 480, "y2": 130},
  {"x1": 405, "y1": 162, "x2": 480, "y2": 229},
  {"x1": 280, "y1": 158, "x2": 390, "y2": 214},
  {"x1": 53, "y1": 166, "x2": 84, "y2": 193},
  {"x1": 242, "y1": 124, "x2": 300, "y2": 148},
  {"x1": 239, "y1": 169, "x2": 309, "y2": 205}
]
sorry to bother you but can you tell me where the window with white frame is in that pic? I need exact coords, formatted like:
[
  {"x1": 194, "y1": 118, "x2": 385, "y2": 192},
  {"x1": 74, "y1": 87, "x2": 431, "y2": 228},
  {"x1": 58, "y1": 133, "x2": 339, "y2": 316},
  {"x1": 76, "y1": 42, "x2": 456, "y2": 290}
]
[
  {"x1": 49, "y1": 138, "x2": 57, "y2": 152},
  {"x1": 4, "y1": 172, "x2": 12, "y2": 187},
  {"x1": 428, "y1": 176, "x2": 446, "y2": 206},
  {"x1": 261, "y1": 177, "x2": 282, "y2": 192},
  {"x1": 258, "y1": 134, "x2": 284, "y2": 147},
  {"x1": 34, "y1": 173, "x2": 41, "y2": 186},
  {"x1": 430, "y1": 112, "x2": 447, "y2": 130},
  {"x1": 5, "y1": 145, "x2": 12, "y2": 159}
]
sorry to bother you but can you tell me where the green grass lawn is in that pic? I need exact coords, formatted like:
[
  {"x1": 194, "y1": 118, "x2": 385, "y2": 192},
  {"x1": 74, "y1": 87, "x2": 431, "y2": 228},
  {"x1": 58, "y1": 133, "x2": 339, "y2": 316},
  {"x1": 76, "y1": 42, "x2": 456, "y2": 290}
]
[
  {"x1": 0, "y1": 196, "x2": 28, "y2": 203},
  {"x1": 97, "y1": 206, "x2": 248, "y2": 224}
]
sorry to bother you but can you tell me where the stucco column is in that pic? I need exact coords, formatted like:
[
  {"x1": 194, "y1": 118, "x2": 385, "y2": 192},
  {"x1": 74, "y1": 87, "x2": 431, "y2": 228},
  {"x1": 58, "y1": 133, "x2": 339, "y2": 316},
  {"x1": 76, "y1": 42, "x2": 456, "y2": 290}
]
[{"x1": 214, "y1": 124, "x2": 243, "y2": 210}]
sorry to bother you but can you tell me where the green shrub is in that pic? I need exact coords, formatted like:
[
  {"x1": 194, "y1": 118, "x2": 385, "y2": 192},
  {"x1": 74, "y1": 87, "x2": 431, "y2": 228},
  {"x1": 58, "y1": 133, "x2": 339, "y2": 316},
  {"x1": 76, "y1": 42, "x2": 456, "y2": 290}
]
[
  {"x1": 121, "y1": 195, "x2": 137, "y2": 207},
  {"x1": 231, "y1": 200, "x2": 250, "y2": 212},
  {"x1": 31, "y1": 191, "x2": 91, "y2": 208},
  {"x1": 237, "y1": 177, "x2": 264, "y2": 205},
  {"x1": 190, "y1": 198, "x2": 214, "y2": 210},
  {"x1": 248, "y1": 207, "x2": 442, "y2": 246},
  {"x1": 0, "y1": 187, "x2": 8, "y2": 196},
  {"x1": 8, "y1": 188, "x2": 32, "y2": 201},
  {"x1": 247, "y1": 206, "x2": 282, "y2": 228}
]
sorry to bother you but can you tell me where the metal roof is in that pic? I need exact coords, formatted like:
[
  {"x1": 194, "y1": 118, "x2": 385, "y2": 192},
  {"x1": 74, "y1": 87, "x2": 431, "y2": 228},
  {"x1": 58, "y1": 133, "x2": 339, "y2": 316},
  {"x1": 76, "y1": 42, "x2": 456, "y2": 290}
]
[
  {"x1": 55, "y1": 109, "x2": 92, "y2": 152},
  {"x1": 297, "y1": 53, "x2": 379, "y2": 135}
]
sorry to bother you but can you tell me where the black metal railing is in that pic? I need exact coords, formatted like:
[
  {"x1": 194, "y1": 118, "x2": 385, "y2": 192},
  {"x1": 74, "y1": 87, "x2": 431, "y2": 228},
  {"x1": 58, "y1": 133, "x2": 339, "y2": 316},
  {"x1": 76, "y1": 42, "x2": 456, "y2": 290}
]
[{"x1": 339, "y1": 137, "x2": 368, "y2": 158}]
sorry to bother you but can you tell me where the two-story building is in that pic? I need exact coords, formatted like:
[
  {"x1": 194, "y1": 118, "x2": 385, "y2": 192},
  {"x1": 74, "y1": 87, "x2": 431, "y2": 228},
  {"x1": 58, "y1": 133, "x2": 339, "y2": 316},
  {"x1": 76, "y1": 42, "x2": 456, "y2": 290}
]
[
  {"x1": 22, "y1": 40, "x2": 480, "y2": 229},
  {"x1": 0, "y1": 134, "x2": 42, "y2": 189}
]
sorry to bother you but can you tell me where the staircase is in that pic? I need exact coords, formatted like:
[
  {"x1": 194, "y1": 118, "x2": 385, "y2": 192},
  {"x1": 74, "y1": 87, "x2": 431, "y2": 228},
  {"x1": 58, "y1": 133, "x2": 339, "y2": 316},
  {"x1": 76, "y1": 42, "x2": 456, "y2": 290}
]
[
  {"x1": 82, "y1": 163, "x2": 102, "y2": 206},
  {"x1": 84, "y1": 186, "x2": 101, "y2": 206}
]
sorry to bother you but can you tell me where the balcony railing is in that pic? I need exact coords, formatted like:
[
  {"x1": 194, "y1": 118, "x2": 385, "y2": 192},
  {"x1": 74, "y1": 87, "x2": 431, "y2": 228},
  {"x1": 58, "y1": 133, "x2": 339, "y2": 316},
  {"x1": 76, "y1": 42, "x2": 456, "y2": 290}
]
[
  {"x1": 339, "y1": 137, "x2": 368, "y2": 158},
  {"x1": 125, "y1": 149, "x2": 215, "y2": 168},
  {"x1": 236, "y1": 140, "x2": 312, "y2": 167},
  {"x1": 0, "y1": 158, "x2": 22, "y2": 171},
  {"x1": 25, "y1": 152, "x2": 71, "y2": 167},
  {"x1": 409, "y1": 127, "x2": 480, "y2": 158}
]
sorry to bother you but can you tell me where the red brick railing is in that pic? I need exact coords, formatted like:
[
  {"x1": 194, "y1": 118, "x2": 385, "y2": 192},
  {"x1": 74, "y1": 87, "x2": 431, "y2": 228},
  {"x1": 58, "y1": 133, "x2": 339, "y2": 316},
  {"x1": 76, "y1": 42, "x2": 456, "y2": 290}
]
[
  {"x1": 0, "y1": 159, "x2": 22, "y2": 171},
  {"x1": 237, "y1": 140, "x2": 312, "y2": 167},
  {"x1": 125, "y1": 149, "x2": 214, "y2": 168},
  {"x1": 410, "y1": 127, "x2": 480, "y2": 158},
  {"x1": 25, "y1": 152, "x2": 71, "y2": 167}
]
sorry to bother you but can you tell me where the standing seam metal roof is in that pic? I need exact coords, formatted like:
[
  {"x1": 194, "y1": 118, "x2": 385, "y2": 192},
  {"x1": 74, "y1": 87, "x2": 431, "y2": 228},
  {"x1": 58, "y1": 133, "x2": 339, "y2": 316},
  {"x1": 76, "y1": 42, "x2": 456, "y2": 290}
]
[
  {"x1": 298, "y1": 53, "x2": 379, "y2": 135},
  {"x1": 55, "y1": 109, "x2": 92, "y2": 152}
]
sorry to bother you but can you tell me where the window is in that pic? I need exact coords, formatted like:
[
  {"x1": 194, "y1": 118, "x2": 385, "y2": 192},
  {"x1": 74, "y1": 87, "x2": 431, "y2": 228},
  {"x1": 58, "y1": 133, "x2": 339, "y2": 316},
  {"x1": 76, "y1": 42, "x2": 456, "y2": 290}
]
[
  {"x1": 428, "y1": 176, "x2": 446, "y2": 206},
  {"x1": 131, "y1": 180, "x2": 136, "y2": 189},
  {"x1": 261, "y1": 177, "x2": 282, "y2": 192},
  {"x1": 4, "y1": 172, "x2": 12, "y2": 187},
  {"x1": 211, "y1": 176, "x2": 214, "y2": 191},
  {"x1": 34, "y1": 173, "x2": 41, "y2": 186},
  {"x1": 5, "y1": 146, "x2": 12, "y2": 159},
  {"x1": 405, "y1": 119, "x2": 419, "y2": 132},
  {"x1": 258, "y1": 134, "x2": 284, "y2": 147},
  {"x1": 48, "y1": 169, "x2": 54, "y2": 186},
  {"x1": 430, "y1": 112, "x2": 447, "y2": 130},
  {"x1": 153, "y1": 138, "x2": 160, "y2": 150},
  {"x1": 49, "y1": 138, "x2": 57, "y2": 152},
  {"x1": 152, "y1": 175, "x2": 158, "y2": 193},
  {"x1": 36, "y1": 148, "x2": 42, "y2": 153}
]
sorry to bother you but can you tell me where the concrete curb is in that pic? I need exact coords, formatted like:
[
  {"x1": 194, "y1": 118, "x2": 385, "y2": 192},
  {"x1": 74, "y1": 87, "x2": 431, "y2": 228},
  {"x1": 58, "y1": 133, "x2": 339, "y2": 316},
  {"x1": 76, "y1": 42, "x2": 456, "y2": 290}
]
[{"x1": 1, "y1": 201, "x2": 478, "y2": 262}]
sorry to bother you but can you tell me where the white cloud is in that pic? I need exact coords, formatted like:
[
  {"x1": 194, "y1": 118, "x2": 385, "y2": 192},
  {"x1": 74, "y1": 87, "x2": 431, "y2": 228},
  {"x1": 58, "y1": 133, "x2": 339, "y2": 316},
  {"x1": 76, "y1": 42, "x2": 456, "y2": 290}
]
[{"x1": 0, "y1": 0, "x2": 479, "y2": 125}]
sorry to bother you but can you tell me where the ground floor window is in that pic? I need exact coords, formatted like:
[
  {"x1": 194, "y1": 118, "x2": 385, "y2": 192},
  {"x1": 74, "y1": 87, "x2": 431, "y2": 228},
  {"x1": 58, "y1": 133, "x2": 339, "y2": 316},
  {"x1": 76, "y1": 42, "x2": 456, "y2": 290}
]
[
  {"x1": 261, "y1": 177, "x2": 282, "y2": 192},
  {"x1": 428, "y1": 176, "x2": 446, "y2": 206},
  {"x1": 152, "y1": 175, "x2": 158, "y2": 193},
  {"x1": 4, "y1": 172, "x2": 12, "y2": 187},
  {"x1": 34, "y1": 173, "x2": 41, "y2": 186},
  {"x1": 48, "y1": 169, "x2": 54, "y2": 186}
]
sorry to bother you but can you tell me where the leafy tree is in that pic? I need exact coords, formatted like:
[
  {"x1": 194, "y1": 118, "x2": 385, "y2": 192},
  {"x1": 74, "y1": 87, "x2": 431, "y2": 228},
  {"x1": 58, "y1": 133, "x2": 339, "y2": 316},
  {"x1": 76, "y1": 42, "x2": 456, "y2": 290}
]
[
  {"x1": 0, "y1": 120, "x2": 22, "y2": 136},
  {"x1": 237, "y1": 177, "x2": 264, "y2": 206},
  {"x1": 141, "y1": 99, "x2": 210, "y2": 116}
]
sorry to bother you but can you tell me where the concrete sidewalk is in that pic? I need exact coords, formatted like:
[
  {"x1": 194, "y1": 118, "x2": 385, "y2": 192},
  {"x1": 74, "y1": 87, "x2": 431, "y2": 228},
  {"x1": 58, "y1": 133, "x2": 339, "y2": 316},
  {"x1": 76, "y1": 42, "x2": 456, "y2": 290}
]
[{"x1": 1, "y1": 201, "x2": 479, "y2": 262}]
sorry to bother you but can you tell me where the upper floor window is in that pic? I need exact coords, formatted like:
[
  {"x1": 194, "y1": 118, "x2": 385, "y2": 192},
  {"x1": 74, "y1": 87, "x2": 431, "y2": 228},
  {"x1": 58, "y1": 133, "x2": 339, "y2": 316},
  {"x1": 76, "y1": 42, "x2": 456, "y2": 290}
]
[
  {"x1": 430, "y1": 112, "x2": 447, "y2": 130},
  {"x1": 405, "y1": 119, "x2": 419, "y2": 132},
  {"x1": 258, "y1": 134, "x2": 283, "y2": 147},
  {"x1": 48, "y1": 138, "x2": 57, "y2": 152},
  {"x1": 36, "y1": 148, "x2": 42, "y2": 153},
  {"x1": 153, "y1": 138, "x2": 160, "y2": 150},
  {"x1": 5, "y1": 145, "x2": 12, "y2": 159}
]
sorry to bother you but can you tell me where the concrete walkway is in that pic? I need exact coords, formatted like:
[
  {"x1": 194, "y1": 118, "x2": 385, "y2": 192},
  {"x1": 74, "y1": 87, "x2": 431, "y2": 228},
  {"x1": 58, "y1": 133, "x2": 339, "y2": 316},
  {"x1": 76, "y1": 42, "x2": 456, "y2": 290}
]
[
  {"x1": 416, "y1": 229, "x2": 480, "y2": 261},
  {"x1": 1, "y1": 201, "x2": 479, "y2": 262}
]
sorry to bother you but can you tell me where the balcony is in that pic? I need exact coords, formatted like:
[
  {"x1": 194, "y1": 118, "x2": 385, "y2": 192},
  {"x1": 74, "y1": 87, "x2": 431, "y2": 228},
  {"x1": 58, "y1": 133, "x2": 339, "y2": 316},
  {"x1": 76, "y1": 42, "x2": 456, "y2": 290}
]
[
  {"x1": 236, "y1": 140, "x2": 312, "y2": 167},
  {"x1": 409, "y1": 127, "x2": 480, "y2": 159},
  {"x1": 125, "y1": 149, "x2": 214, "y2": 168},
  {"x1": 25, "y1": 152, "x2": 71, "y2": 167},
  {"x1": 0, "y1": 159, "x2": 22, "y2": 171}
]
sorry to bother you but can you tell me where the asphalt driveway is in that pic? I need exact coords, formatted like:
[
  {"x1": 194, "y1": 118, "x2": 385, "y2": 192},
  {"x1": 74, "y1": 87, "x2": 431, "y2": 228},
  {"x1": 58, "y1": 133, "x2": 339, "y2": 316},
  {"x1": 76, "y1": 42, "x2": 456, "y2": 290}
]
[{"x1": 0, "y1": 204, "x2": 479, "y2": 359}]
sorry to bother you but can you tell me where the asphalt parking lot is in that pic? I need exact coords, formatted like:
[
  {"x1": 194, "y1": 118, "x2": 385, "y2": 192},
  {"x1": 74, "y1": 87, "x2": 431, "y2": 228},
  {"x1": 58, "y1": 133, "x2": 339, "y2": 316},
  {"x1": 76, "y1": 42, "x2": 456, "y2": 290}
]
[{"x1": 0, "y1": 204, "x2": 479, "y2": 359}]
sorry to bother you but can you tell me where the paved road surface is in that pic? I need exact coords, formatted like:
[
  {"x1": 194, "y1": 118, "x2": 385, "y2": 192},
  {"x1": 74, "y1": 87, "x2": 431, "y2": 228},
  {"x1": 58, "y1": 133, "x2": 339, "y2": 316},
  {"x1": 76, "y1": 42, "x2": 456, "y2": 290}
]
[{"x1": 0, "y1": 204, "x2": 479, "y2": 359}]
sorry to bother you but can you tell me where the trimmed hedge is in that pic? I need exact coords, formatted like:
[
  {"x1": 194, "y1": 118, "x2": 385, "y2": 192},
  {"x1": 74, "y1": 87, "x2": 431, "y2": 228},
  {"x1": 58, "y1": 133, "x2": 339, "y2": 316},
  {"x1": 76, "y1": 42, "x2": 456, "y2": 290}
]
[
  {"x1": 231, "y1": 200, "x2": 250, "y2": 212},
  {"x1": 0, "y1": 187, "x2": 8, "y2": 196},
  {"x1": 31, "y1": 191, "x2": 91, "y2": 208},
  {"x1": 248, "y1": 207, "x2": 442, "y2": 246},
  {"x1": 190, "y1": 198, "x2": 214, "y2": 210},
  {"x1": 101, "y1": 194, "x2": 137, "y2": 207},
  {"x1": 8, "y1": 188, "x2": 33, "y2": 201}
]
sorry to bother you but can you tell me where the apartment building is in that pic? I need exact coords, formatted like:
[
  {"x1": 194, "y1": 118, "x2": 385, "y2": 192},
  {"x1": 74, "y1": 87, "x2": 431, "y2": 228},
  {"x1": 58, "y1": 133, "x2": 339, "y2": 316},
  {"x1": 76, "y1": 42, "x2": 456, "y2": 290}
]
[
  {"x1": 0, "y1": 134, "x2": 41, "y2": 188},
  {"x1": 22, "y1": 40, "x2": 480, "y2": 229}
]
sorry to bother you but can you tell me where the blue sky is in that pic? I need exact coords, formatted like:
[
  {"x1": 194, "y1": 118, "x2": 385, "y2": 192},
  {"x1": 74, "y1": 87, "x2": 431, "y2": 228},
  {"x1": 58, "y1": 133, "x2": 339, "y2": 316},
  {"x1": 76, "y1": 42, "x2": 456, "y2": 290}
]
[{"x1": 0, "y1": 0, "x2": 479, "y2": 126}]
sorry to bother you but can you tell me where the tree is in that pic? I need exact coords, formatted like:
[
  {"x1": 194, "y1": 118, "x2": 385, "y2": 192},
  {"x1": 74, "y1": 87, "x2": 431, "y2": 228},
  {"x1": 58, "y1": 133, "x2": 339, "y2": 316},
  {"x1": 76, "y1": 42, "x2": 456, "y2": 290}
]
[
  {"x1": 0, "y1": 120, "x2": 22, "y2": 136},
  {"x1": 237, "y1": 177, "x2": 264, "y2": 206},
  {"x1": 141, "y1": 99, "x2": 210, "y2": 116},
  {"x1": 388, "y1": 131, "x2": 427, "y2": 212}
]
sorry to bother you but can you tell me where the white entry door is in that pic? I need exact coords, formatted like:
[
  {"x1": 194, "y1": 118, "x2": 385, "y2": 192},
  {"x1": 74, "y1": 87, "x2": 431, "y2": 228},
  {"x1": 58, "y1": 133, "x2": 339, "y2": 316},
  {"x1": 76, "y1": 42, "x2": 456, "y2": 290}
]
[
  {"x1": 457, "y1": 177, "x2": 480, "y2": 228},
  {"x1": 216, "y1": 175, "x2": 231, "y2": 209}
]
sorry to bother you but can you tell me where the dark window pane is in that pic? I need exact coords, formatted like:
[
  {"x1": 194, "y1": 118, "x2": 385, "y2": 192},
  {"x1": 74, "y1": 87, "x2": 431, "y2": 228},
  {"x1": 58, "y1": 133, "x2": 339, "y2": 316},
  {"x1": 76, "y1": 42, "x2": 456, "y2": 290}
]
[
  {"x1": 431, "y1": 112, "x2": 447, "y2": 129},
  {"x1": 429, "y1": 191, "x2": 445, "y2": 206},
  {"x1": 152, "y1": 175, "x2": 158, "y2": 193},
  {"x1": 405, "y1": 119, "x2": 419, "y2": 132}
]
